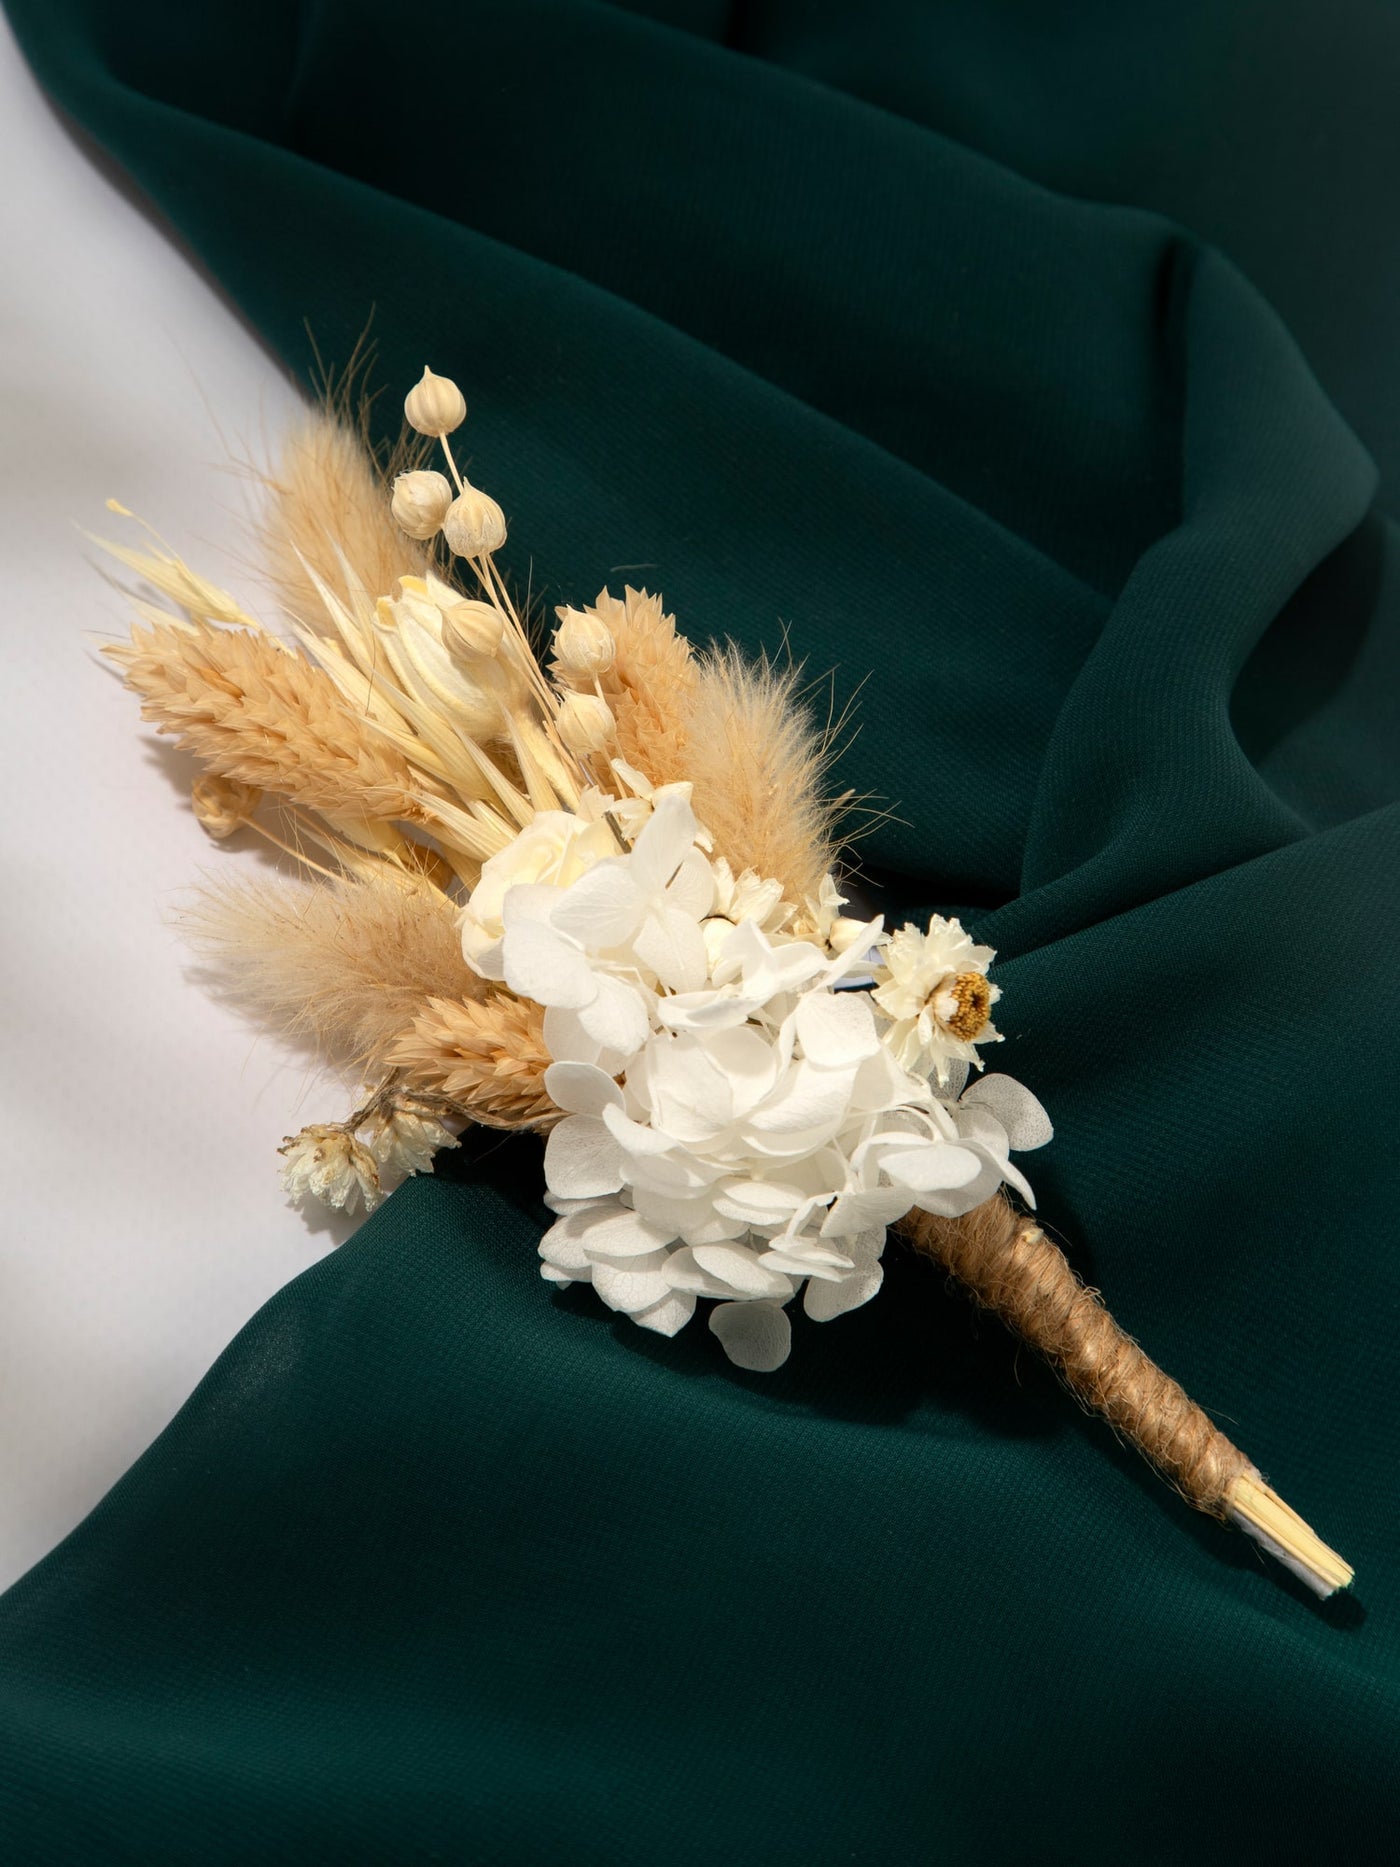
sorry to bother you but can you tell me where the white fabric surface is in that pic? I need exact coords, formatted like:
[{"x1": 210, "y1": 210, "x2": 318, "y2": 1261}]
[{"x1": 0, "y1": 19, "x2": 351, "y2": 1589}]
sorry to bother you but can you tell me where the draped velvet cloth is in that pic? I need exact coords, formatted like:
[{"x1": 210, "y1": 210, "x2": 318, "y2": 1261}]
[{"x1": 3, "y1": 2, "x2": 1400, "y2": 1858}]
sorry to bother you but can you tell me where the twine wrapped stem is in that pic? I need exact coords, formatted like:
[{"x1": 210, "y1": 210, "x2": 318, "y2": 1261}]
[{"x1": 899, "y1": 1198, "x2": 1353, "y2": 1597}]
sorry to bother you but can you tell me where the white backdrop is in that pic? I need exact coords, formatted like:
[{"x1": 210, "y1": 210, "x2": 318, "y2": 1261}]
[{"x1": 0, "y1": 19, "x2": 352, "y2": 1589}]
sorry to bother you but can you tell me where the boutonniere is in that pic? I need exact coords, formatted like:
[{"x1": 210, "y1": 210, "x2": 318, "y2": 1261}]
[{"x1": 101, "y1": 366, "x2": 1350, "y2": 1598}]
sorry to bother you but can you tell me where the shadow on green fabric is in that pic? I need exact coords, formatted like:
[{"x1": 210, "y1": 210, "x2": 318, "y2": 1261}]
[{"x1": 2, "y1": 1, "x2": 1398, "y2": 1860}]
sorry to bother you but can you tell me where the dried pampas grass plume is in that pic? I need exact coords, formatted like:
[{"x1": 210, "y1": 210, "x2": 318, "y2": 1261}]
[
  {"x1": 260, "y1": 405, "x2": 428, "y2": 627},
  {"x1": 182, "y1": 868, "x2": 482, "y2": 1074},
  {"x1": 391, "y1": 993, "x2": 559, "y2": 1131}
]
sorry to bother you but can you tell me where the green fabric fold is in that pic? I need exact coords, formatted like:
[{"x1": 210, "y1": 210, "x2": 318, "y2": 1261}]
[{"x1": 3, "y1": 1, "x2": 1398, "y2": 1858}]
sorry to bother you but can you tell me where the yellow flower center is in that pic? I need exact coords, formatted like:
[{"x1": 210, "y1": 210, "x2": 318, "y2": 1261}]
[{"x1": 941, "y1": 971, "x2": 993, "y2": 1041}]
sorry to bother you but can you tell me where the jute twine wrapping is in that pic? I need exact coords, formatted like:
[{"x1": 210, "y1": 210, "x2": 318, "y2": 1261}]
[{"x1": 899, "y1": 1197, "x2": 1251, "y2": 1520}]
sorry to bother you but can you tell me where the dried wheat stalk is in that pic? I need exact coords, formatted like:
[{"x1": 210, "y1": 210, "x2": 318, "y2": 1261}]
[
  {"x1": 391, "y1": 993, "x2": 559, "y2": 1130},
  {"x1": 106, "y1": 617, "x2": 439, "y2": 825}
]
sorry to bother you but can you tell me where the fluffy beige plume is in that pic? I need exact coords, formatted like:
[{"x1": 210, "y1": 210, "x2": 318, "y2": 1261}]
[
  {"x1": 260, "y1": 406, "x2": 428, "y2": 626},
  {"x1": 685, "y1": 648, "x2": 838, "y2": 906},
  {"x1": 558, "y1": 589, "x2": 836, "y2": 902},
  {"x1": 182, "y1": 869, "x2": 480, "y2": 1072},
  {"x1": 391, "y1": 993, "x2": 558, "y2": 1130},
  {"x1": 106, "y1": 618, "x2": 436, "y2": 826}
]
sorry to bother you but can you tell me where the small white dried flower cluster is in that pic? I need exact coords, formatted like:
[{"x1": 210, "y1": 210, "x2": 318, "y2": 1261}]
[
  {"x1": 459, "y1": 782, "x2": 1047, "y2": 1370},
  {"x1": 280, "y1": 1100, "x2": 459, "y2": 1217},
  {"x1": 392, "y1": 367, "x2": 506, "y2": 559}
]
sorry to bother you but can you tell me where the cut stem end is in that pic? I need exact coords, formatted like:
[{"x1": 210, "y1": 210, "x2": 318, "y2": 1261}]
[{"x1": 1226, "y1": 1471, "x2": 1353, "y2": 1599}]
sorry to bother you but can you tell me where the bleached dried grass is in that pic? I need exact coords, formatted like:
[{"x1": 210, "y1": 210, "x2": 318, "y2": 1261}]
[
  {"x1": 182, "y1": 868, "x2": 481, "y2": 1074},
  {"x1": 258, "y1": 398, "x2": 429, "y2": 628}
]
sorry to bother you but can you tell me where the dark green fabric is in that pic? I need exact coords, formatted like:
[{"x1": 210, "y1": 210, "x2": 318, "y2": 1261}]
[{"x1": 5, "y1": 1, "x2": 1400, "y2": 1858}]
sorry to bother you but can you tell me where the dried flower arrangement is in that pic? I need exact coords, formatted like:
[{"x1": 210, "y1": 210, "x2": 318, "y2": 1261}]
[{"x1": 102, "y1": 367, "x2": 1351, "y2": 1598}]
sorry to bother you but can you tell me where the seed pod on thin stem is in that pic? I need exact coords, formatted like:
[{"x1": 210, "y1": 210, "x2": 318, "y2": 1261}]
[
  {"x1": 552, "y1": 607, "x2": 616, "y2": 679},
  {"x1": 443, "y1": 485, "x2": 507, "y2": 559},
  {"x1": 404, "y1": 367, "x2": 466, "y2": 438},
  {"x1": 556, "y1": 691, "x2": 616, "y2": 757},
  {"x1": 440, "y1": 596, "x2": 505, "y2": 661},
  {"x1": 391, "y1": 470, "x2": 454, "y2": 540}
]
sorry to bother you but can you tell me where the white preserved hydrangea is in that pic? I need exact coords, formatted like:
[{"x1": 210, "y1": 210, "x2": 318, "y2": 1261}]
[{"x1": 460, "y1": 786, "x2": 1050, "y2": 1370}]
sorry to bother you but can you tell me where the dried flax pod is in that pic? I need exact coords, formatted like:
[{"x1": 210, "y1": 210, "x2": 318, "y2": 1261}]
[{"x1": 100, "y1": 362, "x2": 1354, "y2": 1599}]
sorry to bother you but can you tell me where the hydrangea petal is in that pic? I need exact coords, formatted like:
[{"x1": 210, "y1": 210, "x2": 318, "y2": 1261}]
[
  {"x1": 542, "y1": 1005, "x2": 604, "y2": 1067},
  {"x1": 745, "y1": 1061, "x2": 857, "y2": 1137},
  {"x1": 711, "y1": 1180, "x2": 808, "y2": 1226},
  {"x1": 538, "y1": 1209, "x2": 603, "y2": 1271},
  {"x1": 543, "y1": 1061, "x2": 624, "y2": 1119},
  {"x1": 578, "y1": 974, "x2": 650, "y2": 1054},
  {"x1": 709, "y1": 1300, "x2": 792, "y2": 1371},
  {"x1": 633, "y1": 1193, "x2": 748, "y2": 1247},
  {"x1": 821, "y1": 1187, "x2": 915, "y2": 1236},
  {"x1": 692, "y1": 1243, "x2": 794, "y2": 1300},
  {"x1": 544, "y1": 1115, "x2": 624, "y2": 1199},
  {"x1": 633, "y1": 903, "x2": 710, "y2": 993},
  {"x1": 795, "y1": 990, "x2": 881, "y2": 1067},
  {"x1": 655, "y1": 988, "x2": 759, "y2": 1031},
  {"x1": 540, "y1": 1263, "x2": 588, "y2": 1287},
  {"x1": 602, "y1": 1101, "x2": 679, "y2": 1157},
  {"x1": 627, "y1": 788, "x2": 699, "y2": 894},
  {"x1": 913, "y1": 1158, "x2": 1004, "y2": 1217},
  {"x1": 758, "y1": 1241, "x2": 854, "y2": 1281},
  {"x1": 701, "y1": 1026, "x2": 781, "y2": 1114},
  {"x1": 503, "y1": 919, "x2": 596, "y2": 1008},
  {"x1": 662, "y1": 1246, "x2": 741, "y2": 1296},
  {"x1": 591, "y1": 1251, "x2": 675, "y2": 1314},
  {"x1": 551, "y1": 861, "x2": 645, "y2": 948},
  {"x1": 631, "y1": 1289, "x2": 698, "y2": 1337},
  {"x1": 804, "y1": 1265, "x2": 884, "y2": 1321},
  {"x1": 882, "y1": 1143, "x2": 984, "y2": 1194},
  {"x1": 578, "y1": 1206, "x2": 677, "y2": 1259},
  {"x1": 500, "y1": 882, "x2": 563, "y2": 929},
  {"x1": 960, "y1": 1074, "x2": 1054, "y2": 1152},
  {"x1": 665, "y1": 848, "x2": 716, "y2": 921}
]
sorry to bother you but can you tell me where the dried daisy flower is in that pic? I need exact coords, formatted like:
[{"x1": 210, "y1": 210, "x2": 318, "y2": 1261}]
[
  {"x1": 872, "y1": 916, "x2": 1002, "y2": 1086},
  {"x1": 363, "y1": 1100, "x2": 461, "y2": 1181},
  {"x1": 279, "y1": 1125, "x2": 382, "y2": 1215}
]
